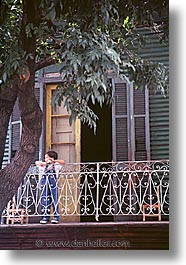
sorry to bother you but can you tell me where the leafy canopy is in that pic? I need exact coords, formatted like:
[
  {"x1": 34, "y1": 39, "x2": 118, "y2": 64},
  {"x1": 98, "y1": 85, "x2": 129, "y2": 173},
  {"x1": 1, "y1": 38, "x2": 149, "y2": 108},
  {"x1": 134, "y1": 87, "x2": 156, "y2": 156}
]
[{"x1": 0, "y1": 0, "x2": 169, "y2": 130}]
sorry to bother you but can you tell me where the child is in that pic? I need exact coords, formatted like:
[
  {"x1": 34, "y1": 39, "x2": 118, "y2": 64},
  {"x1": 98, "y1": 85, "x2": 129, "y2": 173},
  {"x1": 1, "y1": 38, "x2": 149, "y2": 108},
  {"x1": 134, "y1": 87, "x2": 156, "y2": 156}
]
[{"x1": 35, "y1": 151, "x2": 65, "y2": 224}]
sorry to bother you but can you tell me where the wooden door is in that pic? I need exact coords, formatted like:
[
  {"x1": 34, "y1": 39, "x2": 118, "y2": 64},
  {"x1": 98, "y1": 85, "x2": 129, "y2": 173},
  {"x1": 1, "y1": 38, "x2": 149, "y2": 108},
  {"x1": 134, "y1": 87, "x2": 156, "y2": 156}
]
[
  {"x1": 46, "y1": 84, "x2": 81, "y2": 222},
  {"x1": 46, "y1": 84, "x2": 80, "y2": 163}
]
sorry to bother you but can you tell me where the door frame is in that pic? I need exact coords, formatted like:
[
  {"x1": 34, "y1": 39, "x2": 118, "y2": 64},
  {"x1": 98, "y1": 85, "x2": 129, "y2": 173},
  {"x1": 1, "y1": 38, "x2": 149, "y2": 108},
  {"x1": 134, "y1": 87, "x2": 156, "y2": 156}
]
[{"x1": 45, "y1": 84, "x2": 81, "y2": 163}]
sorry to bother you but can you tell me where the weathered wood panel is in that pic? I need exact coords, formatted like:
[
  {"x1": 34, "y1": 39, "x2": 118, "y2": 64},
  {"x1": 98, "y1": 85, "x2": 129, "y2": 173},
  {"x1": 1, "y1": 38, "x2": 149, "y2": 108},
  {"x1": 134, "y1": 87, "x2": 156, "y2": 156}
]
[{"x1": 0, "y1": 222, "x2": 169, "y2": 250}]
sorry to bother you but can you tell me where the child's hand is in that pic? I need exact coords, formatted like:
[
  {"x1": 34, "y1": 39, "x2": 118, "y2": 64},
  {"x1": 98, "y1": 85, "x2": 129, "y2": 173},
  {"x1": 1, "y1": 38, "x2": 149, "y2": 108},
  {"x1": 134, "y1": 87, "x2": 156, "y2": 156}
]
[{"x1": 35, "y1": 161, "x2": 46, "y2": 167}]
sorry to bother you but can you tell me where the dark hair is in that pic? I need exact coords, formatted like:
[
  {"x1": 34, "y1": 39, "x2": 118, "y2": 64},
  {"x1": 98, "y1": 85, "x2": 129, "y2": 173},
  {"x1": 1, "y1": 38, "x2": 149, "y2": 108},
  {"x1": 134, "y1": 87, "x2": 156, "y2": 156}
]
[{"x1": 46, "y1": 150, "x2": 58, "y2": 160}]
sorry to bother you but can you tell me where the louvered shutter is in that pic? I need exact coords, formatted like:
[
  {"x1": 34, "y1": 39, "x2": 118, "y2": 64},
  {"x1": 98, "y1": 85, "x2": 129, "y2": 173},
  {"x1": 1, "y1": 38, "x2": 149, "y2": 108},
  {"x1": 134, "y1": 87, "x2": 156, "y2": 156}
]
[
  {"x1": 10, "y1": 99, "x2": 21, "y2": 158},
  {"x1": 112, "y1": 79, "x2": 150, "y2": 162},
  {"x1": 149, "y1": 93, "x2": 169, "y2": 159},
  {"x1": 2, "y1": 123, "x2": 11, "y2": 168},
  {"x1": 133, "y1": 87, "x2": 150, "y2": 161},
  {"x1": 112, "y1": 79, "x2": 130, "y2": 161}
]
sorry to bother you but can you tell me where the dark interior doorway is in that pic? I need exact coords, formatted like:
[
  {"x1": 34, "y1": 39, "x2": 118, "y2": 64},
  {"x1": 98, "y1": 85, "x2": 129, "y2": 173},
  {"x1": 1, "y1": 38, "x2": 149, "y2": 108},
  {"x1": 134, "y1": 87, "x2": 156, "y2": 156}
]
[
  {"x1": 81, "y1": 103, "x2": 113, "y2": 222},
  {"x1": 81, "y1": 103, "x2": 112, "y2": 162}
]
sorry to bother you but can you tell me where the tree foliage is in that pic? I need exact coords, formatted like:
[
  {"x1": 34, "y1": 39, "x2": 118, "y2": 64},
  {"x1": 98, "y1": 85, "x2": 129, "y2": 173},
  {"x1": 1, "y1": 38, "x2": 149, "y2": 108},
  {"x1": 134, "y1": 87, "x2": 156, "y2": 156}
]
[{"x1": 0, "y1": 0, "x2": 169, "y2": 130}]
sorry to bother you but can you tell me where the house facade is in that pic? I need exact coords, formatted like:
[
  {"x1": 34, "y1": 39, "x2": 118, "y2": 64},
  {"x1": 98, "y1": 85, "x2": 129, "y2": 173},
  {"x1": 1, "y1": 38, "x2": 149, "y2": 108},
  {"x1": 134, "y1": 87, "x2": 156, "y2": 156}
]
[{"x1": 2, "y1": 29, "x2": 169, "y2": 224}]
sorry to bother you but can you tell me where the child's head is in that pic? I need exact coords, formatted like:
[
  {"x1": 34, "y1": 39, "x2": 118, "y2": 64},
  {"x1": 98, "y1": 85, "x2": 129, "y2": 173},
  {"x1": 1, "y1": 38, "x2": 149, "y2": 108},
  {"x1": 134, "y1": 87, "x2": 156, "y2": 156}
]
[{"x1": 45, "y1": 150, "x2": 58, "y2": 163}]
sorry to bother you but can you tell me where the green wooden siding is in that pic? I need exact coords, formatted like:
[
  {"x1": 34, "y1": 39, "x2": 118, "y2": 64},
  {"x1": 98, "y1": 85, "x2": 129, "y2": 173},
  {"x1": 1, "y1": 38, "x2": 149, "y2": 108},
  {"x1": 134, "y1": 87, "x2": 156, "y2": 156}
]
[
  {"x1": 134, "y1": 29, "x2": 169, "y2": 160},
  {"x1": 148, "y1": 35, "x2": 169, "y2": 160}
]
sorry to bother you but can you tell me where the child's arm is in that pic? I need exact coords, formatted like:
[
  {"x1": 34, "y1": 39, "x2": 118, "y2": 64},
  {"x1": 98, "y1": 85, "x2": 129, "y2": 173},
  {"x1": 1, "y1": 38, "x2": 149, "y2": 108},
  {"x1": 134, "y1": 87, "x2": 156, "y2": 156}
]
[{"x1": 54, "y1": 159, "x2": 65, "y2": 165}]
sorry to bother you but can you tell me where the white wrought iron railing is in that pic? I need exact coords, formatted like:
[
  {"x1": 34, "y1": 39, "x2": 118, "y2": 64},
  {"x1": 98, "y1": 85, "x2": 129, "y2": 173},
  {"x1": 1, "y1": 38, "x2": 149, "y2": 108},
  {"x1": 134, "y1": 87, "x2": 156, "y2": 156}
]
[{"x1": 1, "y1": 160, "x2": 169, "y2": 223}]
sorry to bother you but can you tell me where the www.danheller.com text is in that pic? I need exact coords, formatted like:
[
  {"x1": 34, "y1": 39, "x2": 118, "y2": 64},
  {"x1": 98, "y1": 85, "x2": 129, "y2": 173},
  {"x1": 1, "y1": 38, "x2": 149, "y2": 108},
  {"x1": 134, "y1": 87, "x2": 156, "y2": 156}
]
[{"x1": 35, "y1": 239, "x2": 130, "y2": 248}]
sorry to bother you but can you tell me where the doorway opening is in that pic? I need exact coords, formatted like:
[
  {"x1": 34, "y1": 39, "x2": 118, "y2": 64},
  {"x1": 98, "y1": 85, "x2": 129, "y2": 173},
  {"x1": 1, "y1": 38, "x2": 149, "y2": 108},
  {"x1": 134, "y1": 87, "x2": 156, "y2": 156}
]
[
  {"x1": 81, "y1": 102, "x2": 113, "y2": 222},
  {"x1": 81, "y1": 102, "x2": 112, "y2": 163}
]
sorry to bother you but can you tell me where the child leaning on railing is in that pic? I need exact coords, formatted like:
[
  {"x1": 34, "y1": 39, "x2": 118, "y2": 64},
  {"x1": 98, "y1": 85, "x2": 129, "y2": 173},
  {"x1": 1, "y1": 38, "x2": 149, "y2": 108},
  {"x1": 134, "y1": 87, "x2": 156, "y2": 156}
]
[{"x1": 35, "y1": 150, "x2": 65, "y2": 224}]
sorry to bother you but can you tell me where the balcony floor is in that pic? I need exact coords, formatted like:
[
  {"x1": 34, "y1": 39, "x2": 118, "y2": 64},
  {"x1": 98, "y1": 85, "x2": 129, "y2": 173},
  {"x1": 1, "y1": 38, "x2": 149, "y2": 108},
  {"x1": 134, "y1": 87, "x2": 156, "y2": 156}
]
[{"x1": 0, "y1": 221, "x2": 169, "y2": 250}]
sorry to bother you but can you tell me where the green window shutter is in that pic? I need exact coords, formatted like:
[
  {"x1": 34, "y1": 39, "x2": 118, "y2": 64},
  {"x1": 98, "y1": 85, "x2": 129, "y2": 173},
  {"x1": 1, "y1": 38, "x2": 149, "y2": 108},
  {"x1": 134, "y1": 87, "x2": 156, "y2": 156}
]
[
  {"x1": 112, "y1": 79, "x2": 129, "y2": 161},
  {"x1": 133, "y1": 87, "x2": 150, "y2": 161},
  {"x1": 112, "y1": 79, "x2": 150, "y2": 161},
  {"x1": 2, "y1": 123, "x2": 11, "y2": 168},
  {"x1": 11, "y1": 99, "x2": 21, "y2": 158},
  {"x1": 149, "y1": 94, "x2": 169, "y2": 160}
]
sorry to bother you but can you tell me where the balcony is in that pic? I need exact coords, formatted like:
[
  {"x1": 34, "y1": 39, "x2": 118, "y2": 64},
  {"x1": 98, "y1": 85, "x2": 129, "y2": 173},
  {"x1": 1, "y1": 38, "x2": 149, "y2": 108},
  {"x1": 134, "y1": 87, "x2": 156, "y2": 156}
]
[{"x1": 1, "y1": 160, "x2": 169, "y2": 224}]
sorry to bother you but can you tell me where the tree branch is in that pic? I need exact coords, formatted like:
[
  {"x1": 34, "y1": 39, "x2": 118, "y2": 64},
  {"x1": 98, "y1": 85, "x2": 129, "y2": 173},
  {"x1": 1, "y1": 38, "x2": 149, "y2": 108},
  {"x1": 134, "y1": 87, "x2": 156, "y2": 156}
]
[{"x1": 35, "y1": 56, "x2": 56, "y2": 71}]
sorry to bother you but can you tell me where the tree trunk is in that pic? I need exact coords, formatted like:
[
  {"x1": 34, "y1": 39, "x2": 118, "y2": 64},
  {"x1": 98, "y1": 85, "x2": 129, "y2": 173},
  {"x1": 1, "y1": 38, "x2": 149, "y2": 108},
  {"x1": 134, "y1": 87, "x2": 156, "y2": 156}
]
[
  {"x1": 0, "y1": 74, "x2": 43, "y2": 216},
  {"x1": 0, "y1": 0, "x2": 44, "y2": 216}
]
